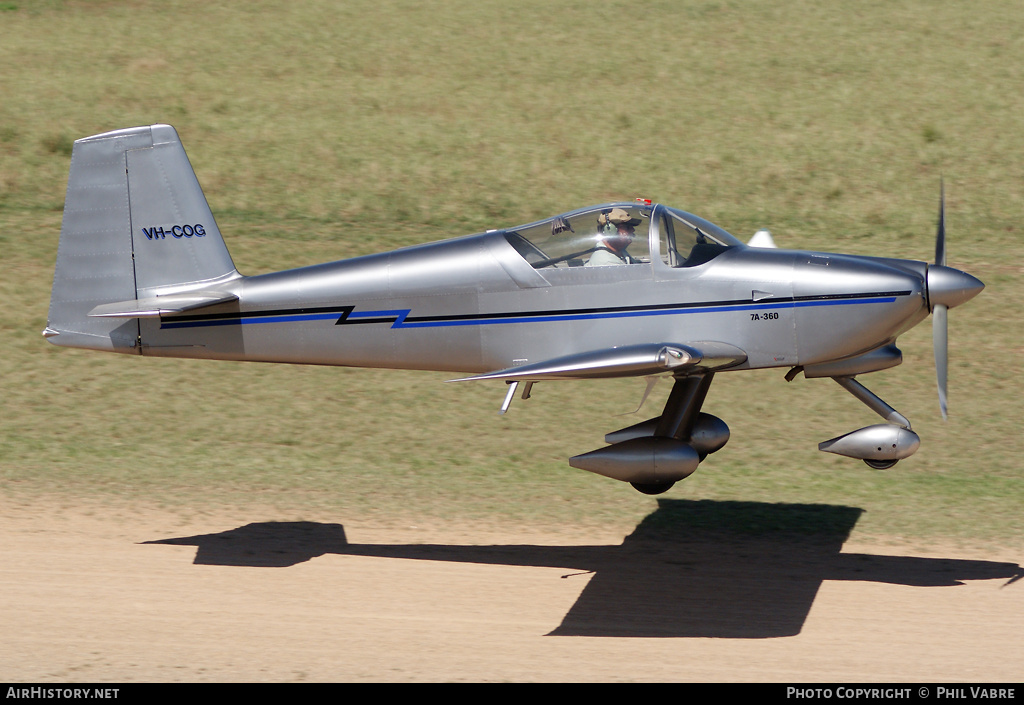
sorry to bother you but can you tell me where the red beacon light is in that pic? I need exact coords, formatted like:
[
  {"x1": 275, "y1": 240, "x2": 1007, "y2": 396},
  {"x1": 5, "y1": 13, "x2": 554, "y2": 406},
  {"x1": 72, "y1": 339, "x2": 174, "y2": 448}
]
[{"x1": 635, "y1": 197, "x2": 652, "y2": 206}]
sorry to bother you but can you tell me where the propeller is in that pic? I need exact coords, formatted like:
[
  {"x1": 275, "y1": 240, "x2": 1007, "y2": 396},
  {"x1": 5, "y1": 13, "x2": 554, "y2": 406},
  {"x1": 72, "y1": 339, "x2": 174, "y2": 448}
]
[
  {"x1": 926, "y1": 182, "x2": 984, "y2": 420},
  {"x1": 933, "y1": 292, "x2": 949, "y2": 420},
  {"x1": 933, "y1": 182, "x2": 949, "y2": 420}
]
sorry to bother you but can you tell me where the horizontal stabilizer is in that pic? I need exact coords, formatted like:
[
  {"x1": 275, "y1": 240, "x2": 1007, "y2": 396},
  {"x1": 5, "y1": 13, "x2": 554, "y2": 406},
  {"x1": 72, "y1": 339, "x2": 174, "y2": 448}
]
[
  {"x1": 88, "y1": 291, "x2": 239, "y2": 318},
  {"x1": 450, "y1": 342, "x2": 745, "y2": 382}
]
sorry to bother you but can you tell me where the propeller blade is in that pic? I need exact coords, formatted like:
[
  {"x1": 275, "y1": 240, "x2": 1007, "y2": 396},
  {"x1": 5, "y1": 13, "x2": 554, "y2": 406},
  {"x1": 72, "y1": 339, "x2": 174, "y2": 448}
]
[
  {"x1": 927, "y1": 182, "x2": 983, "y2": 420},
  {"x1": 931, "y1": 180, "x2": 952, "y2": 420},
  {"x1": 935, "y1": 180, "x2": 946, "y2": 267},
  {"x1": 933, "y1": 303, "x2": 948, "y2": 420}
]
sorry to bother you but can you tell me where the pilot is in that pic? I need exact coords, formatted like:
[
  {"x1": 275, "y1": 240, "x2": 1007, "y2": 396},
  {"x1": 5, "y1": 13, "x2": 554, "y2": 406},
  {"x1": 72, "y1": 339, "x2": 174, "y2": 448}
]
[{"x1": 585, "y1": 208, "x2": 643, "y2": 266}]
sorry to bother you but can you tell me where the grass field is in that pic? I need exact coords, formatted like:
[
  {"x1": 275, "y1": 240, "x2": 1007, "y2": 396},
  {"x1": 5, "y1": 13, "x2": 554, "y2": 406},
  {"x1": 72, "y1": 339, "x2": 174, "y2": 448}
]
[{"x1": 1, "y1": 0, "x2": 1021, "y2": 545}]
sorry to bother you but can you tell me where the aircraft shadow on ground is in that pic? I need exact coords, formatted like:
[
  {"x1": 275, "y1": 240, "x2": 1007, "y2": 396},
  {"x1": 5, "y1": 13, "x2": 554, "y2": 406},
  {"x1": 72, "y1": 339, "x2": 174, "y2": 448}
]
[{"x1": 144, "y1": 499, "x2": 1021, "y2": 638}]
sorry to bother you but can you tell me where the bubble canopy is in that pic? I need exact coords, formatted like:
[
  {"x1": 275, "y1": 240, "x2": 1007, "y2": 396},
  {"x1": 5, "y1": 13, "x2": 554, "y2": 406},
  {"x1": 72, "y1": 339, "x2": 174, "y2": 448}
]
[{"x1": 503, "y1": 203, "x2": 745, "y2": 269}]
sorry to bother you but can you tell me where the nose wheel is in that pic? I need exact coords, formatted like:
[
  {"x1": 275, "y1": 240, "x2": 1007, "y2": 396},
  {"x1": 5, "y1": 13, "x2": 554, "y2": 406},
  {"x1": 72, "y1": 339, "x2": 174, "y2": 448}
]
[{"x1": 818, "y1": 376, "x2": 920, "y2": 466}]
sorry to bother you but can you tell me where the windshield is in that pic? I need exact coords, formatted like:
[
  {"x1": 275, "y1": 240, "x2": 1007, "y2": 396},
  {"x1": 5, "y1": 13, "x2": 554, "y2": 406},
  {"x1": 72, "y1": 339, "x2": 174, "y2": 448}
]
[{"x1": 657, "y1": 207, "x2": 744, "y2": 268}]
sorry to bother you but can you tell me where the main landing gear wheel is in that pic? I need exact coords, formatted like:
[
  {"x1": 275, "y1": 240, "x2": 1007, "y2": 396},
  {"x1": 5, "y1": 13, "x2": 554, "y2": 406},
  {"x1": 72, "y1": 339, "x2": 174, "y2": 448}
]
[
  {"x1": 864, "y1": 458, "x2": 899, "y2": 469},
  {"x1": 630, "y1": 481, "x2": 675, "y2": 495}
]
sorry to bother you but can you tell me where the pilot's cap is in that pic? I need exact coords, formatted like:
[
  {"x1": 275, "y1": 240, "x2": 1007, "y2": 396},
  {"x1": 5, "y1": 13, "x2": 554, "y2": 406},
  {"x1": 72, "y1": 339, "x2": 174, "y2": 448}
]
[{"x1": 598, "y1": 208, "x2": 642, "y2": 228}]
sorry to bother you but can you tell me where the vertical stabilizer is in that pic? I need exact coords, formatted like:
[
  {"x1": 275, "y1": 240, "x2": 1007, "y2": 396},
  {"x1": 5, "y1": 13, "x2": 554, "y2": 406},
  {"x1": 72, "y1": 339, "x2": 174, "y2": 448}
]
[{"x1": 45, "y1": 124, "x2": 239, "y2": 352}]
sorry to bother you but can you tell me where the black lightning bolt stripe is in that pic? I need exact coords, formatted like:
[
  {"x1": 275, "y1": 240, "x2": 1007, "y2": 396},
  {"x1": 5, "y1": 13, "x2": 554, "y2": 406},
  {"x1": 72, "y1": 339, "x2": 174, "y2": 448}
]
[{"x1": 160, "y1": 291, "x2": 913, "y2": 330}]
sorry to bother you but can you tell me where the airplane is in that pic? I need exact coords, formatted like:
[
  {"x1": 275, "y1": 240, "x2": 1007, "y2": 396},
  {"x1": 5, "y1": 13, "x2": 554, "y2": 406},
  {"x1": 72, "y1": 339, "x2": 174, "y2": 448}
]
[{"x1": 44, "y1": 124, "x2": 985, "y2": 495}]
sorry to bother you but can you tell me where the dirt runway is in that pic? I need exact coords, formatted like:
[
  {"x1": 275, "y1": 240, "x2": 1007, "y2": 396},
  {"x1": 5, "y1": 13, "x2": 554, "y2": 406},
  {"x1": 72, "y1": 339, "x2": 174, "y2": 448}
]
[{"x1": 1, "y1": 497, "x2": 1020, "y2": 682}]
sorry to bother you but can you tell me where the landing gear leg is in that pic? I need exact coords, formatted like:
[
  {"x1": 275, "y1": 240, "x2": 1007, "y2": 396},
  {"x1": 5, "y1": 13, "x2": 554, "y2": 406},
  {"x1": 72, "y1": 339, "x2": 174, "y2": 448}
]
[
  {"x1": 832, "y1": 376, "x2": 912, "y2": 429},
  {"x1": 655, "y1": 373, "x2": 715, "y2": 440},
  {"x1": 626, "y1": 373, "x2": 714, "y2": 495}
]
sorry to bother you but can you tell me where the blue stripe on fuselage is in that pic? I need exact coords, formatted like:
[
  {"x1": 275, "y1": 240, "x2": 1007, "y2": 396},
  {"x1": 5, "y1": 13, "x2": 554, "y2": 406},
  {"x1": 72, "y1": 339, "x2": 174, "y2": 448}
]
[
  {"x1": 395, "y1": 297, "x2": 897, "y2": 328},
  {"x1": 159, "y1": 295, "x2": 900, "y2": 330}
]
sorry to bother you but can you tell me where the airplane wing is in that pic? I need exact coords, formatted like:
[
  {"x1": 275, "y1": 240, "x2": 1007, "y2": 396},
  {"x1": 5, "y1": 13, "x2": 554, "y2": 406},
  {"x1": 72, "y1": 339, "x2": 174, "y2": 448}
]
[
  {"x1": 450, "y1": 342, "x2": 747, "y2": 382},
  {"x1": 87, "y1": 291, "x2": 239, "y2": 318}
]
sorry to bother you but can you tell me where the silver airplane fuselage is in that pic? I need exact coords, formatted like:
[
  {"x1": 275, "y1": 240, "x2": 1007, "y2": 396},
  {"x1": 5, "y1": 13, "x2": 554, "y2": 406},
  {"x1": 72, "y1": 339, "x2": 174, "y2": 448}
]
[{"x1": 137, "y1": 227, "x2": 932, "y2": 377}]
